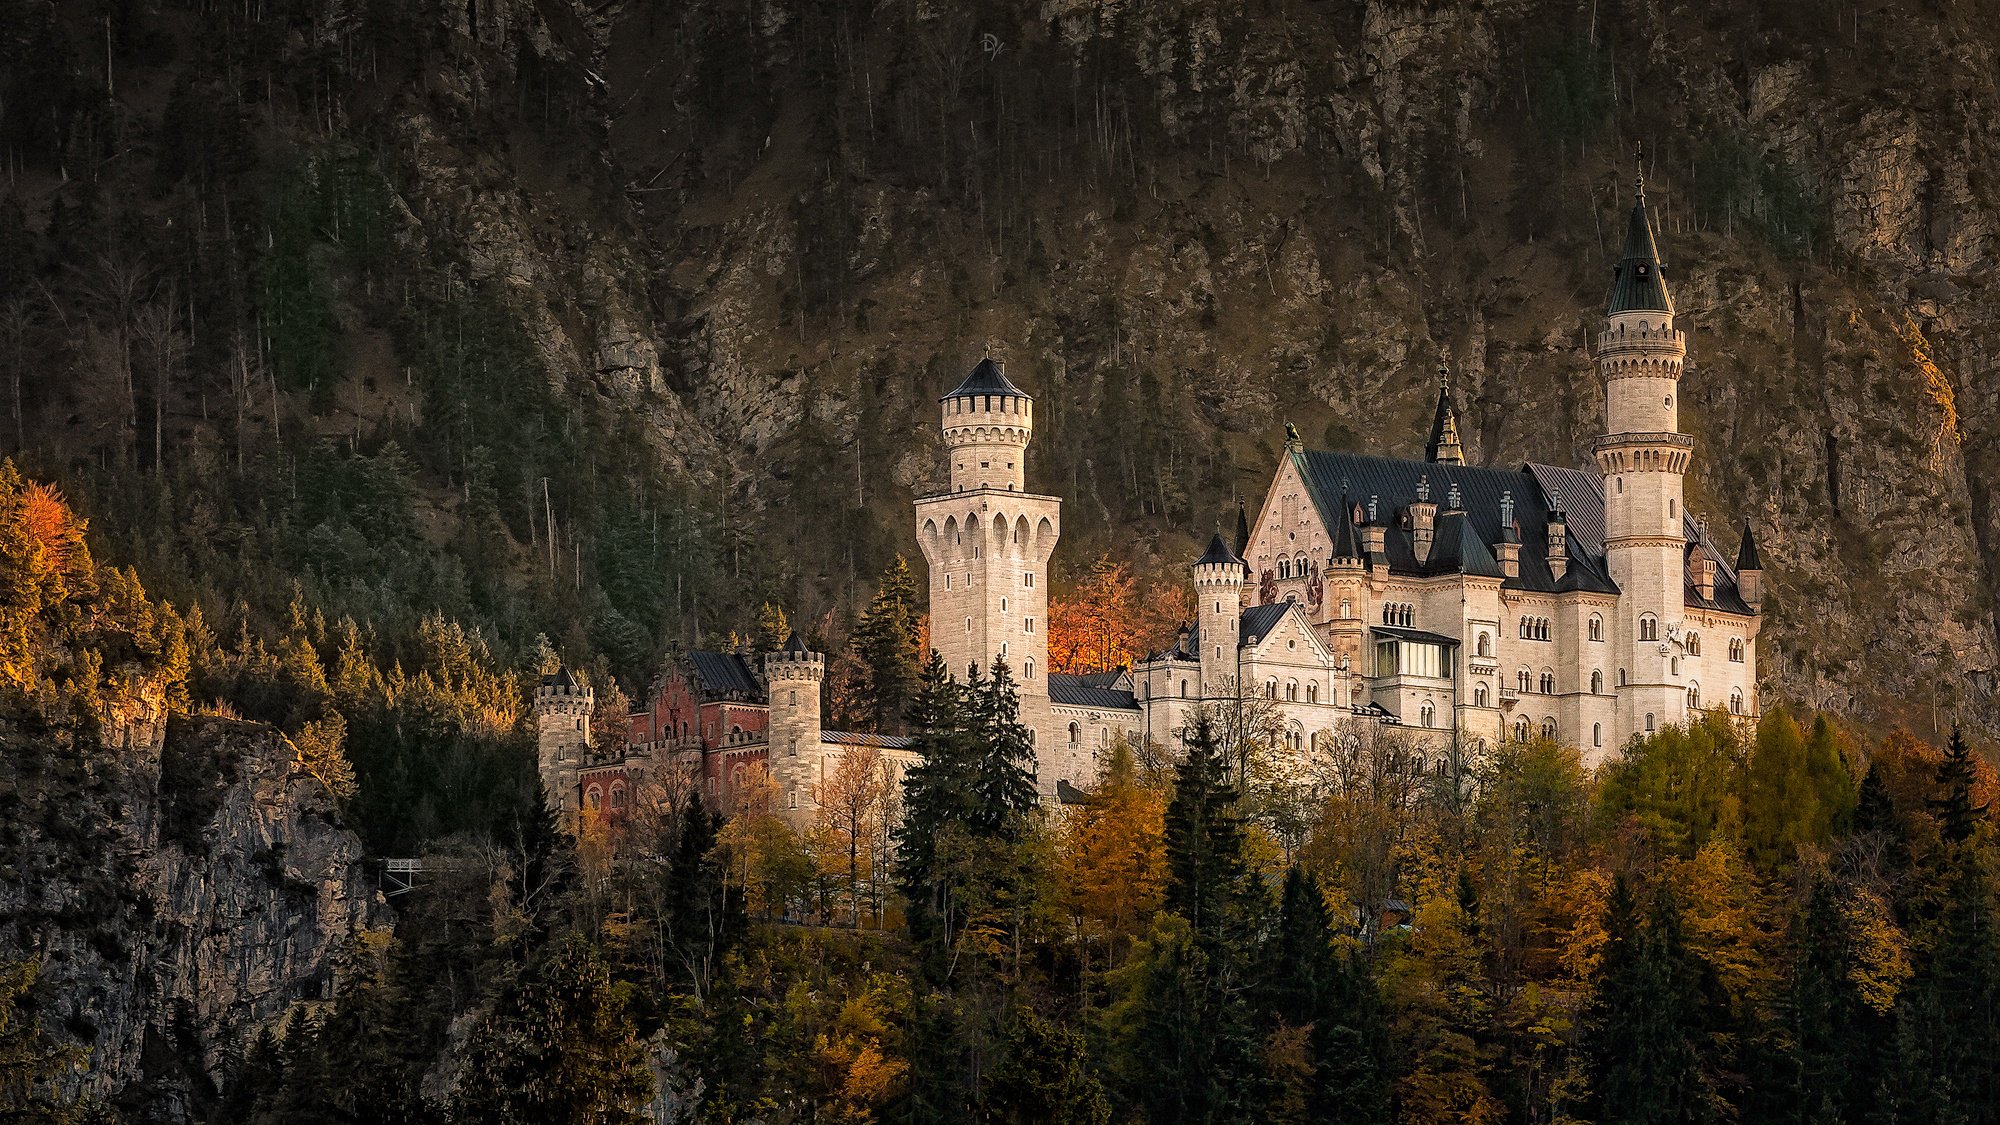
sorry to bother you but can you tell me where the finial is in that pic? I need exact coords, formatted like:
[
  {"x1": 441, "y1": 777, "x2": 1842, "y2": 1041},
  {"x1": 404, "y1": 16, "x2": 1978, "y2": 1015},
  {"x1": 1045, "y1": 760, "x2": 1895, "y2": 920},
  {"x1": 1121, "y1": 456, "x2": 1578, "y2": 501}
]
[
  {"x1": 1447, "y1": 481, "x2": 1462, "y2": 510},
  {"x1": 1368, "y1": 495, "x2": 1379, "y2": 522},
  {"x1": 1635, "y1": 141, "x2": 1645, "y2": 200},
  {"x1": 983, "y1": 341, "x2": 991, "y2": 358},
  {"x1": 1438, "y1": 362, "x2": 1451, "y2": 392},
  {"x1": 1417, "y1": 475, "x2": 1431, "y2": 503},
  {"x1": 1500, "y1": 490, "x2": 1514, "y2": 524},
  {"x1": 1284, "y1": 420, "x2": 1303, "y2": 449}
]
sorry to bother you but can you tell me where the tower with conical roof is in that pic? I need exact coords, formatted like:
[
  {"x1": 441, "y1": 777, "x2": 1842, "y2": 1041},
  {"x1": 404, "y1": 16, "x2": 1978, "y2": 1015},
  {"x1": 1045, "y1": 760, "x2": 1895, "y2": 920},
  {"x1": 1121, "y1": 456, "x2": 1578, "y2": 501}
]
[
  {"x1": 765, "y1": 631, "x2": 826, "y2": 824},
  {"x1": 1596, "y1": 172, "x2": 1693, "y2": 736},
  {"x1": 1426, "y1": 368, "x2": 1466, "y2": 465},
  {"x1": 1193, "y1": 533, "x2": 1249, "y2": 698},
  {"x1": 914, "y1": 356, "x2": 1068, "y2": 793},
  {"x1": 535, "y1": 667, "x2": 593, "y2": 814}
]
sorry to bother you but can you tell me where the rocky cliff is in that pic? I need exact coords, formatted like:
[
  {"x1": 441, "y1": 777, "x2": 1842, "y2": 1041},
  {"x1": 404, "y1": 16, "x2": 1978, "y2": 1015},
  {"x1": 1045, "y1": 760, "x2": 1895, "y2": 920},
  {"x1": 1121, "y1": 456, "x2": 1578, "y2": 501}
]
[
  {"x1": 6, "y1": 0, "x2": 1998, "y2": 731},
  {"x1": 0, "y1": 711, "x2": 385, "y2": 1120}
]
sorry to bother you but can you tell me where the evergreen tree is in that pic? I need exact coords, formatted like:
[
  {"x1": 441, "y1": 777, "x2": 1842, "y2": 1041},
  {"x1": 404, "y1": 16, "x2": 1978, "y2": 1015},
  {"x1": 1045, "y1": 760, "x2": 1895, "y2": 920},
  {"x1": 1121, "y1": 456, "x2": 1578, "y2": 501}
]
[
  {"x1": 1260, "y1": 867, "x2": 1391, "y2": 1124},
  {"x1": 1762, "y1": 875, "x2": 1883, "y2": 1124},
  {"x1": 213, "y1": 1025, "x2": 284, "y2": 1125},
  {"x1": 665, "y1": 789, "x2": 741, "y2": 1000},
  {"x1": 1880, "y1": 851, "x2": 2000, "y2": 1125},
  {"x1": 852, "y1": 555, "x2": 923, "y2": 733},
  {"x1": 1580, "y1": 879, "x2": 1726, "y2": 1125},
  {"x1": 1162, "y1": 713, "x2": 1262, "y2": 948},
  {"x1": 451, "y1": 935, "x2": 653, "y2": 1125},
  {"x1": 897, "y1": 651, "x2": 979, "y2": 952},
  {"x1": 1932, "y1": 726, "x2": 1987, "y2": 847},
  {"x1": 985, "y1": 1010, "x2": 1113, "y2": 1125},
  {"x1": 965, "y1": 658, "x2": 1040, "y2": 836}
]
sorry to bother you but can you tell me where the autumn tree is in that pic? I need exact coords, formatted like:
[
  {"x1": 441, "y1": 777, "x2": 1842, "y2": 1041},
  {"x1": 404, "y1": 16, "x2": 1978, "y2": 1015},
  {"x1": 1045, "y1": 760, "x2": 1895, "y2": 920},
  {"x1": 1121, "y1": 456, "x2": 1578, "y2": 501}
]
[
  {"x1": 1740, "y1": 710, "x2": 1854, "y2": 868},
  {"x1": 1054, "y1": 737, "x2": 1167, "y2": 974},
  {"x1": 814, "y1": 741, "x2": 889, "y2": 926},
  {"x1": 1047, "y1": 555, "x2": 1190, "y2": 674},
  {"x1": 293, "y1": 710, "x2": 357, "y2": 801}
]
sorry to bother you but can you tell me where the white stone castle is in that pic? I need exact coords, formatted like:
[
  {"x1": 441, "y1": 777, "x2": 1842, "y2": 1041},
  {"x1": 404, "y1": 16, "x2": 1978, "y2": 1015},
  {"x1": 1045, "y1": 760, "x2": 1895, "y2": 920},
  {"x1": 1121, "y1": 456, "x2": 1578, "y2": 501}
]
[{"x1": 537, "y1": 180, "x2": 1762, "y2": 823}]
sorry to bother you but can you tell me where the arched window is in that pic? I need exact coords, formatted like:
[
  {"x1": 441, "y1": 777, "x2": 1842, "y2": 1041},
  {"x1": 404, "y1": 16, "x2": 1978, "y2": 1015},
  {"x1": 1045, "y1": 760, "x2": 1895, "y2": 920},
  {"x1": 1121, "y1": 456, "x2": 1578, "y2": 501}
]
[
  {"x1": 1686, "y1": 631, "x2": 1701, "y2": 656},
  {"x1": 1264, "y1": 678, "x2": 1278, "y2": 699},
  {"x1": 1730, "y1": 689, "x2": 1744, "y2": 715},
  {"x1": 1000, "y1": 596, "x2": 1009, "y2": 613},
  {"x1": 1729, "y1": 638, "x2": 1745, "y2": 662},
  {"x1": 1024, "y1": 658, "x2": 1035, "y2": 680},
  {"x1": 1645, "y1": 712, "x2": 1657, "y2": 732},
  {"x1": 1068, "y1": 721, "x2": 1081, "y2": 744},
  {"x1": 1540, "y1": 671, "x2": 1555, "y2": 695},
  {"x1": 1419, "y1": 701, "x2": 1436, "y2": 728},
  {"x1": 1639, "y1": 614, "x2": 1658, "y2": 641},
  {"x1": 1286, "y1": 680, "x2": 1298, "y2": 701},
  {"x1": 585, "y1": 787, "x2": 601, "y2": 809},
  {"x1": 1513, "y1": 718, "x2": 1531, "y2": 742},
  {"x1": 1591, "y1": 669, "x2": 1603, "y2": 693},
  {"x1": 1306, "y1": 682, "x2": 1318, "y2": 703},
  {"x1": 1474, "y1": 683, "x2": 1489, "y2": 707},
  {"x1": 1541, "y1": 717, "x2": 1558, "y2": 741},
  {"x1": 1593, "y1": 723, "x2": 1603, "y2": 747},
  {"x1": 1477, "y1": 632, "x2": 1491, "y2": 657},
  {"x1": 1279, "y1": 558, "x2": 1291, "y2": 579},
  {"x1": 1180, "y1": 679, "x2": 1189, "y2": 698},
  {"x1": 1589, "y1": 614, "x2": 1603, "y2": 641},
  {"x1": 1688, "y1": 682, "x2": 1701, "y2": 709},
  {"x1": 1517, "y1": 668, "x2": 1531, "y2": 692},
  {"x1": 1618, "y1": 667, "x2": 1627, "y2": 686}
]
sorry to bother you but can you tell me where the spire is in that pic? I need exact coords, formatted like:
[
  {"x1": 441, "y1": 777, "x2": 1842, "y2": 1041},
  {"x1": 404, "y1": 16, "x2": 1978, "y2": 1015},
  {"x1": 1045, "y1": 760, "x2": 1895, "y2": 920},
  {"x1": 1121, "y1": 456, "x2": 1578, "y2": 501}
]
[
  {"x1": 780, "y1": 630, "x2": 808, "y2": 655},
  {"x1": 1425, "y1": 366, "x2": 1466, "y2": 464},
  {"x1": 1234, "y1": 499, "x2": 1251, "y2": 557},
  {"x1": 1332, "y1": 493, "x2": 1362, "y2": 560},
  {"x1": 941, "y1": 355, "x2": 1027, "y2": 401},
  {"x1": 1606, "y1": 170, "x2": 1673, "y2": 315},
  {"x1": 1735, "y1": 522, "x2": 1763, "y2": 572},
  {"x1": 1196, "y1": 531, "x2": 1244, "y2": 568}
]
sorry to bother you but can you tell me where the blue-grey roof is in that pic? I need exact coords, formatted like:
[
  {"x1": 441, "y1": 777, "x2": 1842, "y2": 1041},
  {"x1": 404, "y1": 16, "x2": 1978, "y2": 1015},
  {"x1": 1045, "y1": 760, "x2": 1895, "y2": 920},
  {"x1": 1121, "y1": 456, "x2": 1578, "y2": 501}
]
[
  {"x1": 941, "y1": 357, "x2": 1027, "y2": 401},
  {"x1": 1736, "y1": 523, "x2": 1762, "y2": 572},
  {"x1": 1294, "y1": 451, "x2": 1618, "y2": 595},
  {"x1": 1373, "y1": 624, "x2": 1462, "y2": 647},
  {"x1": 1606, "y1": 184, "x2": 1673, "y2": 315},
  {"x1": 540, "y1": 667, "x2": 579, "y2": 690},
  {"x1": 1047, "y1": 672, "x2": 1140, "y2": 711},
  {"x1": 1239, "y1": 603, "x2": 1291, "y2": 645},
  {"x1": 688, "y1": 650, "x2": 759, "y2": 698},
  {"x1": 821, "y1": 731, "x2": 916, "y2": 748},
  {"x1": 1196, "y1": 532, "x2": 1243, "y2": 568}
]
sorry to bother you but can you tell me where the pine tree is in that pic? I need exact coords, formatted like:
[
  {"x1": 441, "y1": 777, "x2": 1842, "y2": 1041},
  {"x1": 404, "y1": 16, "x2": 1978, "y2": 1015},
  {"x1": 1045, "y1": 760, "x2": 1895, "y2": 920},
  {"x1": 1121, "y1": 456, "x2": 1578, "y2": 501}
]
[
  {"x1": 966, "y1": 659, "x2": 1039, "y2": 835},
  {"x1": 852, "y1": 555, "x2": 923, "y2": 733},
  {"x1": 985, "y1": 1010, "x2": 1113, "y2": 1125},
  {"x1": 666, "y1": 789, "x2": 740, "y2": 1000},
  {"x1": 752, "y1": 602, "x2": 789, "y2": 653},
  {"x1": 1580, "y1": 879, "x2": 1726, "y2": 1125},
  {"x1": 1162, "y1": 713, "x2": 1261, "y2": 948},
  {"x1": 1881, "y1": 851, "x2": 2000, "y2": 1125},
  {"x1": 451, "y1": 935, "x2": 653, "y2": 1125},
  {"x1": 896, "y1": 651, "x2": 978, "y2": 951},
  {"x1": 1932, "y1": 727, "x2": 1987, "y2": 847},
  {"x1": 1763, "y1": 875, "x2": 1884, "y2": 1124},
  {"x1": 1261, "y1": 867, "x2": 1391, "y2": 1124}
]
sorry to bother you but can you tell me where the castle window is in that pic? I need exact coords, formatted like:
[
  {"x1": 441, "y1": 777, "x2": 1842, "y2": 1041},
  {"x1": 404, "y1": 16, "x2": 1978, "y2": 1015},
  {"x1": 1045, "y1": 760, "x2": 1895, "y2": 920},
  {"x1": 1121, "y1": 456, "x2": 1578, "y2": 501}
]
[
  {"x1": 1341, "y1": 599, "x2": 1352, "y2": 619},
  {"x1": 1474, "y1": 684, "x2": 1488, "y2": 707},
  {"x1": 576, "y1": 719, "x2": 583, "y2": 730},
  {"x1": 1180, "y1": 680, "x2": 1189, "y2": 698},
  {"x1": 789, "y1": 691, "x2": 797, "y2": 705},
  {"x1": 1514, "y1": 719, "x2": 1531, "y2": 742},
  {"x1": 1593, "y1": 723, "x2": 1602, "y2": 748},
  {"x1": 1286, "y1": 680, "x2": 1298, "y2": 701},
  {"x1": 1589, "y1": 614, "x2": 1603, "y2": 641},
  {"x1": 1688, "y1": 683, "x2": 1701, "y2": 709},
  {"x1": 1730, "y1": 689, "x2": 1744, "y2": 715},
  {"x1": 1279, "y1": 559, "x2": 1291, "y2": 579},
  {"x1": 1645, "y1": 712, "x2": 1656, "y2": 732},
  {"x1": 1419, "y1": 701, "x2": 1435, "y2": 729},
  {"x1": 1024, "y1": 571, "x2": 1034, "y2": 587},
  {"x1": 788, "y1": 791, "x2": 798, "y2": 809},
  {"x1": 1101, "y1": 728, "x2": 1110, "y2": 747},
  {"x1": 1591, "y1": 670, "x2": 1603, "y2": 694},
  {"x1": 1729, "y1": 638, "x2": 1745, "y2": 662},
  {"x1": 1687, "y1": 632, "x2": 1701, "y2": 656},
  {"x1": 1024, "y1": 658, "x2": 1034, "y2": 680},
  {"x1": 1639, "y1": 614, "x2": 1658, "y2": 641},
  {"x1": 1307, "y1": 682, "x2": 1318, "y2": 703},
  {"x1": 1000, "y1": 597, "x2": 1008, "y2": 613},
  {"x1": 1517, "y1": 669, "x2": 1531, "y2": 692},
  {"x1": 788, "y1": 736, "x2": 798, "y2": 756},
  {"x1": 966, "y1": 617, "x2": 973, "y2": 633},
  {"x1": 1265, "y1": 678, "x2": 1278, "y2": 699},
  {"x1": 1540, "y1": 672, "x2": 1555, "y2": 695},
  {"x1": 1619, "y1": 668, "x2": 1627, "y2": 686},
  {"x1": 1541, "y1": 718, "x2": 1558, "y2": 741},
  {"x1": 945, "y1": 574, "x2": 951, "y2": 589},
  {"x1": 1068, "y1": 721, "x2": 1080, "y2": 744}
]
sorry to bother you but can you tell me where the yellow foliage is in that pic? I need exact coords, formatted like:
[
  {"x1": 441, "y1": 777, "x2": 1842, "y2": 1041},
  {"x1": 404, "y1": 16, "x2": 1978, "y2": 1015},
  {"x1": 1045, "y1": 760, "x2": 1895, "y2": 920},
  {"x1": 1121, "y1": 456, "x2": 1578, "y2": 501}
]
[{"x1": 1842, "y1": 888, "x2": 1911, "y2": 1015}]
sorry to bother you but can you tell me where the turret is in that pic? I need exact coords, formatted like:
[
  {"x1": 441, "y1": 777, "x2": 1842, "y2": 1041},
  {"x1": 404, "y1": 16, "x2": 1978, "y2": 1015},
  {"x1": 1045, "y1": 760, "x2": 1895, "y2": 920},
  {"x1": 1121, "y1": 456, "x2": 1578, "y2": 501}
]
[
  {"x1": 765, "y1": 631, "x2": 826, "y2": 824},
  {"x1": 942, "y1": 356, "x2": 1033, "y2": 493},
  {"x1": 1426, "y1": 370, "x2": 1466, "y2": 465},
  {"x1": 1193, "y1": 532, "x2": 1248, "y2": 698},
  {"x1": 1409, "y1": 476, "x2": 1438, "y2": 565},
  {"x1": 1361, "y1": 495, "x2": 1387, "y2": 558},
  {"x1": 1495, "y1": 491, "x2": 1521, "y2": 580},
  {"x1": 1736, "y1": 523, "x2": 1764, "y2": 609},
  {"x1": 1546, "y1": 506, "x2": 1569, "y2": 580},
  {"x1": 534, "y1": 667, "x2": 593, "y2": 814}
]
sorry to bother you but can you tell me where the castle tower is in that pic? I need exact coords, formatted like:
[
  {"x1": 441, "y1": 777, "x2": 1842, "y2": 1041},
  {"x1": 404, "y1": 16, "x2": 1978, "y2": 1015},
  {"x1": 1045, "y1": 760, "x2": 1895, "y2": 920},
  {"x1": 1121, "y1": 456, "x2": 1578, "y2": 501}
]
[
  {"x1": 915, "y1": 356, "x2": 1064, "y2": 792},
  {"x1": 1194, "y1": 533, "x2": 1248, "y2": 699},
  {"x1": 1425, "y1": 370, "x2": 1466, "y2": 465},
  {"x1": 765, "y1": 632, "x2": 825, "y2": 825},
  {"x1": 534, "y1": 668, "x2": 593, "y2": 813},
  {"x1": 1595, "y1": 173, "x2": 1692, "y2": 737}
]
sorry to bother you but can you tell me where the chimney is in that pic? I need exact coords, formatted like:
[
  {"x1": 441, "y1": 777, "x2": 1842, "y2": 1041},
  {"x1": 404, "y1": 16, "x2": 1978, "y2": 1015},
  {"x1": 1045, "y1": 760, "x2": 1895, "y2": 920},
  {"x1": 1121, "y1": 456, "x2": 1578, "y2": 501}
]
[
  {"x1": 1410, "y1": 476, "x2": 1438, "y2": 564},
  {"x1": 1362, "y1": 495, "x2": 1387, "y2": 557},
  {"x1": 1692, "y1": 549, "x2": 1716, "y2": 601},
  {"x1": 1495, "y1": 490, "x2": 1520, "y2": 579},
  {"x1": 1547, "y1": 506, "x2": 1568, "y2": 580}
]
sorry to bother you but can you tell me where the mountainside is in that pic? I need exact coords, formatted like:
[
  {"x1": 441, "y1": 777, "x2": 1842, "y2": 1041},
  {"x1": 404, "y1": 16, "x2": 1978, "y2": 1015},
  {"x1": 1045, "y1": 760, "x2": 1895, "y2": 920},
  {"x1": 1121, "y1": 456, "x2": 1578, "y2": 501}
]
[{"x1": 2, "y1": 3, "x2": 1997, "y2": 720}]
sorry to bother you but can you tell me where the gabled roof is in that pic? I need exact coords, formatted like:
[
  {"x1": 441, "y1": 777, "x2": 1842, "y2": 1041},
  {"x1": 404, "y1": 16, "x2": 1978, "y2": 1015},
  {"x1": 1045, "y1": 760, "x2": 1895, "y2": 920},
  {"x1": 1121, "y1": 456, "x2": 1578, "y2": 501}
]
[
  {"x1": 687, "y1": 650, "x2": 760, "y2": 698},
  {"x1": 1239, "y1": 603, "x2": 1290, "y2": 645},
  {"x1": 1681, "y1": 514, "x2": 1755, "y2": 615},
  {"x1": 941, "y1": 356, "x2": 1027, "y2": 401},
  {"x1": 1047, "y1": 672, "x2": 1140, "y2": 711},
  {"x1": 1606, "y1": 179, "x2": 1674, "y2": 315}
]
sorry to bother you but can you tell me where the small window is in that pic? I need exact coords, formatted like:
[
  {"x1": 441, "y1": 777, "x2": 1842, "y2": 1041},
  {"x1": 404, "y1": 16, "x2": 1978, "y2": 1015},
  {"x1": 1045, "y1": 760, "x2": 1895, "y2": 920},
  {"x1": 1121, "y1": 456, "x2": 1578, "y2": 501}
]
[
  {"x1": 1687, "y1": 632, "x2": 1701, "y2": 656},
  {"x1": 1541, "y1": 718, "x2": 1558, "y2": 741},
  {"x1": 1000, "y1": 597, "x2": 1009, "y2": 613},
  {"x1": 1265, "y1": 678, "x2": 1278, "y2": 699},
  {"x1": 1477, "y1": 632, "x2": 1491, "y2": 657},
  {"x1": 1024, "y1": 658, "x2": 1035, "y2": 680},
  {"x1": 1180, "y1": 679, "x2": 1189, "y2": 698},
  {"x1": 1593, "y1": 723, "x2": 1603, "y2": 747},
  {"x1": 1306, "y1": 683, "x2": 1318, "y2": 703},
  {"x1": 1068, "y1": 722, "x2": 1081, "y2": 744},
  {"x1": 1286, "y1": 680, "x2": 1298, "y2": 701},
  {"x1": 1639, "y1": 614, "x2": 1658, "y2": 641},
  {"x1": 1025, "y1": 617, "x2": 1035, "y2": 633},
  {"x1": 1591, "y1": 670, "x2": 1603, "y2": 694},
  {"x1": 1540, "y1": 672, "x2": 1555, "y2": 695},
  {"x1": 1419, "y1": 701, "x2": 1436, "y2": 729},
  {"x1": 1024, "y1": 572, "x2": 1035, "y2": 587},
  {"x1": 1619, "y1": 668, "x2": 1627, "y2": 686},
  {"x1": 1645, "y1": 712, "x2": 1656, "y2": 732},
  {"x1": 1473, "y1": 684, "x2": 1489, "y2": 707},
  {"x1": 1513, "y1": 719, "x2": 1531, "y2": 742},
  {"x1": 1730, "y1": 689, "x2": 1744, "y2": 715},
  {"x1": 1688, "y1": 683, "x2": 1700, "y2": 709},
  {"x1": 1589, "y1": 614, "x2": 1603, "y2": 642},
  {"x1": 1517, "y1": 669, "x2": 1531, "y2": 692}
]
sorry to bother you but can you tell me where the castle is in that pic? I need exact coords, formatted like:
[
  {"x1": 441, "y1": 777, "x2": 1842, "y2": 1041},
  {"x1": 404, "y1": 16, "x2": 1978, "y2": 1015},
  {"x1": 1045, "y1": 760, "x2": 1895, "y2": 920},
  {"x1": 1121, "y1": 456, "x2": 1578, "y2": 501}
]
[{"x1": 536, "y1": 179, "x2": 1762, "y2": 824}]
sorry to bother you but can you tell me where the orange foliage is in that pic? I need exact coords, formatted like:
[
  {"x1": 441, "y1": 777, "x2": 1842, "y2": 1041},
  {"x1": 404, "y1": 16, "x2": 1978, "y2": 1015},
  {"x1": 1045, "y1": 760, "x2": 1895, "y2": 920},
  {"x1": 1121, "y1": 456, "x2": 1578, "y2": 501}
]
[{"x1": 1046, "y1": 556, "x2": 1193, "y2": 674}]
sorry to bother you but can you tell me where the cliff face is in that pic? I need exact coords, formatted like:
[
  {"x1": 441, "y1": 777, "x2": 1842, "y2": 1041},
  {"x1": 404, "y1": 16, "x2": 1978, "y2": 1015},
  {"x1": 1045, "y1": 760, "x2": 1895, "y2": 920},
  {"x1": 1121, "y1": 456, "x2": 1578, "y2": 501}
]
[
  {"x1": 0, "y1": 710, "x2": 385, "y2": 1119},
  {"x1": 7, "y1": 0, "x2": 1998, "y2": 730}
]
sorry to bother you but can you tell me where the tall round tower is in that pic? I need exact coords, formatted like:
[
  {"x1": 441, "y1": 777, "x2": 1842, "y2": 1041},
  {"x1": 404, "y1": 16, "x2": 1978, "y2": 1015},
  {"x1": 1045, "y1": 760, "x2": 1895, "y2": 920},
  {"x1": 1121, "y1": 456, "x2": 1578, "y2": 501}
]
[
  {"x1": 1595, "y1": 174, "x2": 1692, "y2": 738},
  {"x1": 765, "y1": 632, "x2": 826, "y2": 824},
  {"x1": 534, "y1": 668, "x2": 593, "y2": 813},
  {"x1": 1193, "y1": 533, "x2": 1248, "y2": 699},
  {"x1": 915, "y1": 356, "x2": 1064, "y2": 793}
]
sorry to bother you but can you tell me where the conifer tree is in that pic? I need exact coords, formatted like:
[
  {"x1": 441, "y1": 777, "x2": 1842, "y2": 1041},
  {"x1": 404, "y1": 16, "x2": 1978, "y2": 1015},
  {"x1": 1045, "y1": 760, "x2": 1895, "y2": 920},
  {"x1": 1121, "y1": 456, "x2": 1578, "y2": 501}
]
[
  {"x1": 966, "y1": 658, "x2": 1040, "y2": 835},
  {"x1": 896, "y1": 651, "x2": 977, "y2": 951},
  {"x1": 1162, "y1": 712, "x2": 1261, "y2": 948},
  {"x1": 852, "y1": 555, "x2": 923, "y2": 733},
  {"x1": 1261, "y1": 867, "x2": 1391, "y2": 1124},
  {"x1": 665, "y1": 789, "x2": 740, "y2": 1000},
  {"x1": 1880, "y1": 848, "x2": 2000, "y2": 1125},
  {"x1": 1762, "y1": 875, "x2": 1884, "y2": 1124},
  {"x1": 451, "y1": 935, "x2": 653, "y2": 1124},
  {"x1": 985, "y1": 1010, "x2": 1113, "y2": 1125},
  {"x1": 1580, "y1": 879, "x2": 1726, "y2": 1124},
  {"x1": 1931, "y1": 726, "x2": 1986, "y2": 847}
]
